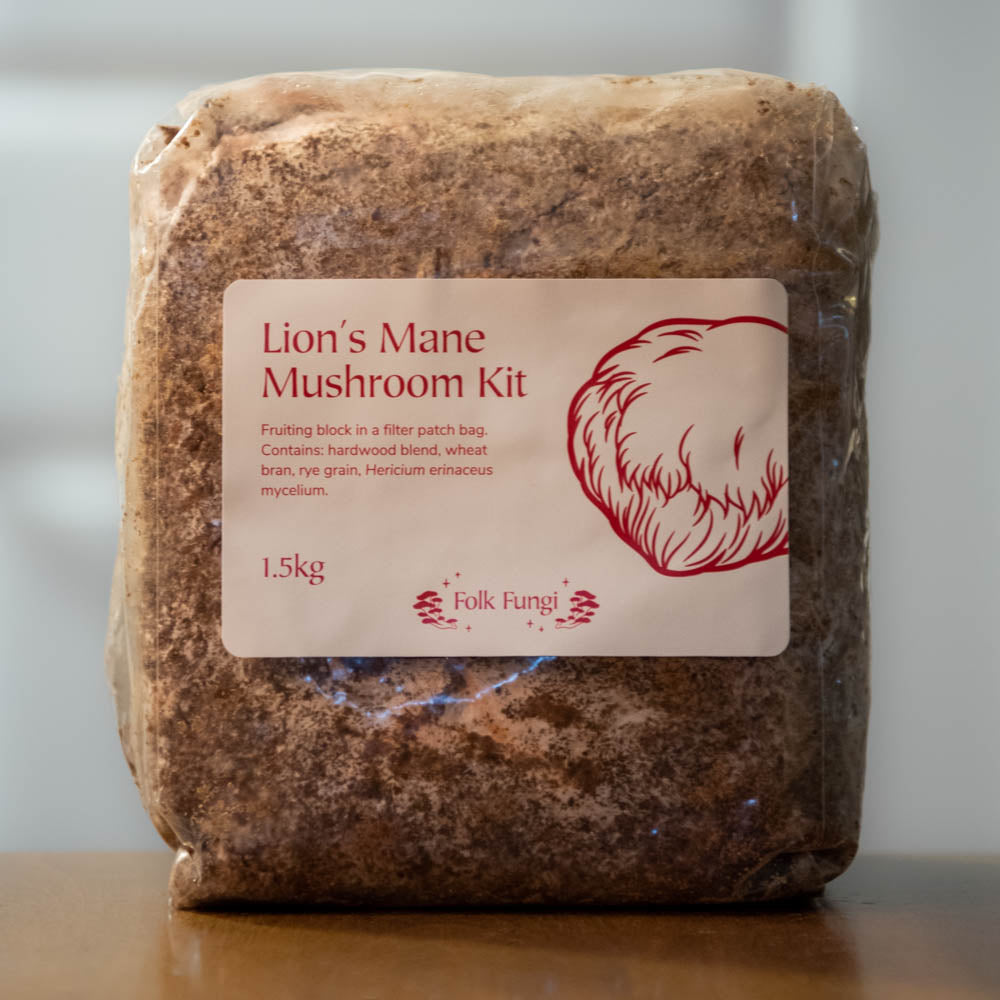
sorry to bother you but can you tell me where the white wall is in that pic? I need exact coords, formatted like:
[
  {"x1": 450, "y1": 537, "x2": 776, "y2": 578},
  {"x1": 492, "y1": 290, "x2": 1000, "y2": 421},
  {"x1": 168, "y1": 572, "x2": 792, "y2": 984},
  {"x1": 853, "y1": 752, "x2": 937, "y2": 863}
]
[
  {"x1": 1, "y1": 0, "x2": 996, "y2": 852},
  {"x1": 815, "y1": 1, "x2": 1000, "y2": 853}
]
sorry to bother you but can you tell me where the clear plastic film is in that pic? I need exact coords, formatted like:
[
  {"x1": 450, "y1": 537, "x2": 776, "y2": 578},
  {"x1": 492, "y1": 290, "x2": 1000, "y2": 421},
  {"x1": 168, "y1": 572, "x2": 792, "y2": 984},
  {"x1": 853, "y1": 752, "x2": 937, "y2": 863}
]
[{"x1": 107, "y1": 69, "x2": 876, "y2": 907}]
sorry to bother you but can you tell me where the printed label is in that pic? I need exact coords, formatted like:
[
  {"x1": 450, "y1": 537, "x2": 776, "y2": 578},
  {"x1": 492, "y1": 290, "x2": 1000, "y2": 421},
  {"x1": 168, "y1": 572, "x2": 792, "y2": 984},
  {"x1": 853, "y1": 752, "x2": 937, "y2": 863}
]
[{"x1": 222, "y1": 279, "x2": 789, "y2": 657}]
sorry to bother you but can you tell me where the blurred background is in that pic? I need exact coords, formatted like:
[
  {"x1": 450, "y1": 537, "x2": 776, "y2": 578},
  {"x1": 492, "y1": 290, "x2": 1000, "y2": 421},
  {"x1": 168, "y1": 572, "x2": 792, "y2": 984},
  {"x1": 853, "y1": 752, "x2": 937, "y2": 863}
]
[{"x1": 1, "y1": 0, "x2": 997, "y2": 853}]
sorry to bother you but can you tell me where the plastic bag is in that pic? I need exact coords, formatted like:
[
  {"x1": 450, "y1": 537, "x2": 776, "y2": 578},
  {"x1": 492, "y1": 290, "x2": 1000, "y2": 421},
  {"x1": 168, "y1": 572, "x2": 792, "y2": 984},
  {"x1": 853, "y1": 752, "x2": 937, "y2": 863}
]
[{"x1": 107, "y1": 69, "x2": 875, "y2": 907}]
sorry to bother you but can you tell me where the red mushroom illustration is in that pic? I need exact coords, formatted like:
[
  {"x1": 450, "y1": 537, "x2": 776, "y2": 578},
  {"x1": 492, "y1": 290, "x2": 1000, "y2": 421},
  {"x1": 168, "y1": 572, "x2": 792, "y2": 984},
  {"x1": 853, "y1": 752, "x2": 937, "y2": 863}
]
[
  {"x1": 567, "y1": 316, "x2": 789, "y2": 576},
  {"x1": 555, "y1": 590, "x2": 600, "y2": 629},
  {"x1": 412, "y1": 590, "x2": 458, "y2": 629}
]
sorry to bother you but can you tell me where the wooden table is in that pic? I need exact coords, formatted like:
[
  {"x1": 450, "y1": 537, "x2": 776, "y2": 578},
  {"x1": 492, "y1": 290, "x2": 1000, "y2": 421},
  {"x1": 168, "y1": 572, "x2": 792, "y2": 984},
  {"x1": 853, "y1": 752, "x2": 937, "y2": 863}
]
[{"x1": 1, "y1": 853, "x2": 997, "y2": 998}]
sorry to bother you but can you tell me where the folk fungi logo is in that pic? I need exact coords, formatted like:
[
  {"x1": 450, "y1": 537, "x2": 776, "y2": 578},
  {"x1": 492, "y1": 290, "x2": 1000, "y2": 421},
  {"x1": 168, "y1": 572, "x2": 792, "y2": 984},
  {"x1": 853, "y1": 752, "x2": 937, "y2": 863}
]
[
  {"x1": 554, "y1": 590, "x2": 600, "y2": 629},
  {"x1": 568, "y1": 315, "x2": 789, "y2": 576},
  {"x1": 412, "y1": 590, "x2": 458, "y2": 630}
]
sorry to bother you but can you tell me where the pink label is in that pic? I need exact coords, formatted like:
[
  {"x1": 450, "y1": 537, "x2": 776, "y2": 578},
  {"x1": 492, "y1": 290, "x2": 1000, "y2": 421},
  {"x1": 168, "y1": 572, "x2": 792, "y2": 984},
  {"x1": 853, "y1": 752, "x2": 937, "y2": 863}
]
[{"x1": 222, "y1": 279, "x2": 789, "y2": 657}]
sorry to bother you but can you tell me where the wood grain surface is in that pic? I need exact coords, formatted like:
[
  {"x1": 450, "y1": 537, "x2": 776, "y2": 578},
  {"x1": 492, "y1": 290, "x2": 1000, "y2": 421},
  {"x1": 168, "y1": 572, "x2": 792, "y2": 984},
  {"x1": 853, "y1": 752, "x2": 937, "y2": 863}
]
[{"x1": 1, "y1": 853, "x2": 997, "y2": 998}]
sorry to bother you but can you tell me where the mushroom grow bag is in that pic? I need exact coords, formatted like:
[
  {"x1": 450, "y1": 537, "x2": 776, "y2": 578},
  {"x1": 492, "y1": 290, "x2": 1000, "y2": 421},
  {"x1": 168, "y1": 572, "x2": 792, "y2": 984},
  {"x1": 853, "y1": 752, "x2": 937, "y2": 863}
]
[{"x1": 107, "y1": 69, "x2": 876, "y2": 907}]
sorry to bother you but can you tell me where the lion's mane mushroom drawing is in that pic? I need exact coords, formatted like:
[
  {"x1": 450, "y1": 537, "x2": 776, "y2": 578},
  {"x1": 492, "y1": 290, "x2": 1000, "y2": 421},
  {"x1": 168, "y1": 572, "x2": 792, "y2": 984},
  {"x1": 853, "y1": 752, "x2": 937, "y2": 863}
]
[{"x1": 567, "y1": 315, "x2": 789, "y2": 576}]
